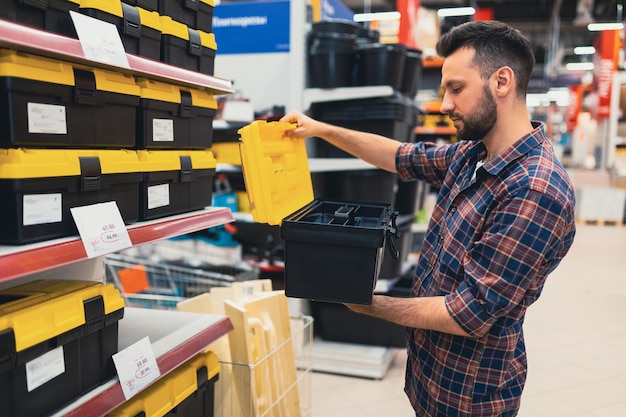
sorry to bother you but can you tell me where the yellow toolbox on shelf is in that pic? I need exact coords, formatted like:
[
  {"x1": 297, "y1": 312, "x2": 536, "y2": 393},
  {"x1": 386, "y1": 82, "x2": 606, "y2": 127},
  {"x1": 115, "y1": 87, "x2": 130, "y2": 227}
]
[
  {"x1": 107, "y1": 350, "x2": 220, "y2": 417},
  {"x1": 238, "y1": 121, "x2": 399, "y2": 305},
  {"x1": 0, "y1": 280, "x2": 125, "y2": 417},
  {"x1": 0, "y1": 49, "x2": 140, "y2": 148},
  {"x1": 0, "y1": 148, "x2": 143, "y2": 244},
  {"x1": 79, "y1": 0, "x2": 163, "y2": 60},
  {"x1": 0, "y1": 0, "x2": 80, "y2": 38},
  {"x1": 136, "y1": 77, "x2": 218, "y2": 149},
  {"x1": 160, "y1": 15, "x2": 217, "y2": 74},
  {"x1": 123, "y1": 0, "x2": 158, "y2": 12},
  {"x1": 157, "y1": 0, "x2": 215, "y2": 32},
  {"x1": 136, "y1": 149, "x2": 217, "y2": 220}
]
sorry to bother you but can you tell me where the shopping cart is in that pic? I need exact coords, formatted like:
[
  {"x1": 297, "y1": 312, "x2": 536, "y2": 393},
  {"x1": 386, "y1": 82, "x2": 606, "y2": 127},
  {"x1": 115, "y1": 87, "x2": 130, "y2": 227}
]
[{"x1": 105, "y1": 251, "x2": 259, "y2": 309}]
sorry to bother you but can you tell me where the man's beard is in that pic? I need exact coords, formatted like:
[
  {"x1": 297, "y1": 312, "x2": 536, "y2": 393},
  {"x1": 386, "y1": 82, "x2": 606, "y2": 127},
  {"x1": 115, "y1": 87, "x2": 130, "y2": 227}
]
[{"x1": 452, "y1": 84, "x2": 497, "y2": 141}]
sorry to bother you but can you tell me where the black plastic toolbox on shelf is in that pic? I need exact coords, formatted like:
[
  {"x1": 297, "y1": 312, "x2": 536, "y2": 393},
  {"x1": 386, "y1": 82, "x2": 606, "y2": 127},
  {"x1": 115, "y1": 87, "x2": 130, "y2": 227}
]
[
  {"x1": 0, "y1": 280, "x2": 125, "y2": 417},
  {"x1": 0, "y1": 0, "x2": 80, "y2": 38},
  {"x1": 79, "y1": 0, "x2": 163, "y2": 61},
  {"x1": 160, "y1": 15, "x2": 216, "y2": 74},
  {"x1": 309, "y1": 94, "x2": 419, "y2": 157},
  {"x1": 0, "y1": 148, "x2": 143, "y2": 244},
  {"x1": 136, "y1": 149, "x2": 217, "y2": 221},
  {"x1": 107, "y1": 350, "x2": 219, "y2": 417},
  {"x1": 136, "y1": 77, "x2": 217, "y2": 149},
  {"x1": 122, "y1": 0, "x2": 158, "y2": 12},
  {"x1": 157, "y1": 0, "x2": 215, "y2": 32},
  {"x1": 0, "y1": 49, "x2": 140, "y2": 149},
  {"x1": 238, "y1": 120, "x2": 399, "y2": 305}
]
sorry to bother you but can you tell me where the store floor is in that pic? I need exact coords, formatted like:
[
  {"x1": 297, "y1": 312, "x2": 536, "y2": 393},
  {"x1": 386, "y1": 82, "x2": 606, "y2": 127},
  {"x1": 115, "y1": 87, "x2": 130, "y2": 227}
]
[{"x1": 310, "y1": 224, "x2": 626, "y2": 416}]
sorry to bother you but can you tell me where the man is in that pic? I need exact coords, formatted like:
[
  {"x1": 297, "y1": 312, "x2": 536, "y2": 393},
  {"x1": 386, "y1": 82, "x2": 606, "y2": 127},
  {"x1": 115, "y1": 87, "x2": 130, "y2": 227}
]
[{"x1": 281, "y1": 20, "x2": 576, "y2": 416}]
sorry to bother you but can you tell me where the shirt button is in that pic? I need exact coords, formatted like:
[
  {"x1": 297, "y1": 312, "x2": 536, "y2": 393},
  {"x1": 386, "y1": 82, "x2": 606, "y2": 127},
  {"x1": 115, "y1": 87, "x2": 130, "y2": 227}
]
[{"x1": 450, "y1": 206, "x2": 457, "y2": 213}]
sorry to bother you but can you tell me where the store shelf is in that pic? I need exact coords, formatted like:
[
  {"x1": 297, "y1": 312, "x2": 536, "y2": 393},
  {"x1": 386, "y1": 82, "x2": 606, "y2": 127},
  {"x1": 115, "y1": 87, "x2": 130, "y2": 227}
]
[
  {"x1": 303, "y1": 85, "x2": 394, "y2": 108},
  {"x1": 0, "y1": 207, "x2": 235, "y2": 283},
  {"x1": 0, "y1": 18, "x2": 233, "y2": 95},
  {"x1": 52, "y1": 308, "x2": 233, "y2": 417}
]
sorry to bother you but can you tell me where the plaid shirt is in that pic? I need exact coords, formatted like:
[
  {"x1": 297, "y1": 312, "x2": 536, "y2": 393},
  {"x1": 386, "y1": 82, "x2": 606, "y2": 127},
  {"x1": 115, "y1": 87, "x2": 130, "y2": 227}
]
[{"x1": 395, "y1": 122, "x2": 576, "y2": 416}]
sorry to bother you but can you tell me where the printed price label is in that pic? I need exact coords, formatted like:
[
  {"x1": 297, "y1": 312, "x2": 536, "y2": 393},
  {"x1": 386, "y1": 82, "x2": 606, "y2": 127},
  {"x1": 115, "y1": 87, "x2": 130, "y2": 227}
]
[
  {"x1": 70, "y1": 201, "x2": 132, "y2": 258},
  {"x1": 70, "y1": 11, "x2": 129, "y2": 68},
  {"x1": 113, "y1": 337, "x2": 161, "y2": 400}
]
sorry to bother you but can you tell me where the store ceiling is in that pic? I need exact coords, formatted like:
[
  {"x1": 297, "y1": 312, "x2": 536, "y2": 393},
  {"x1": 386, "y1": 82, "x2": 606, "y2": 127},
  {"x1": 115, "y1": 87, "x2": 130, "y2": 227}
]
[{"x1": 342, "y1": 0, "x2": 624, "y2": 76}]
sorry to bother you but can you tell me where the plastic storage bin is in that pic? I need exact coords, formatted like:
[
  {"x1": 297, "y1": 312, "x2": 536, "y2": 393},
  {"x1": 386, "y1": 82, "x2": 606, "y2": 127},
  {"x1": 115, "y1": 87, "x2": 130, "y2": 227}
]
[
  {"x1": 157, "y1": 0, "x2": 215, "y2": 32},
  {"x1": 355, "y1": 43, "x2": 406, "y2": 90},
  {"x1": 106, "y1": 350, "x2": 219, "y2": 417},
  {"x1": 0, "y1": 280, "x2": 125, "y2": 417},
  {"x1": 0, "y1": 49, "x2": 140, "y2": 148},
  {"x1": 0, "y1": 0, "x2": 80, "y2": 38},
  {"x1": 160, "y1": 16, "x2": 216, "y2": 74},
  {"x1": 79, "y1": 0, "x2": 162, "y2": 60},
  {"x1": 238, "y1": 121, "x2": 399, "y2": 305},
  {"x1": 136, "y1": 149, "x2": 217, "y2": 220},
  {"x1": 0, "y1": 148, "x2": 143, "y2": 244},
  {"x1": 136, "y1": 77, "x2": 218, "y2": 149}
]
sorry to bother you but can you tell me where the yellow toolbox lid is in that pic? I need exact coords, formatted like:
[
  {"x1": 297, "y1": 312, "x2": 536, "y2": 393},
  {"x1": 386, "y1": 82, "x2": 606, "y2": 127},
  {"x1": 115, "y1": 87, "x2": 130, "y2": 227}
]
[
  {"x1": 0, "y1": 149, "x2": 142, "y2": 179},
  {"x1": 88, "y1": 66, "x2": 141, "y2": 96},
  {"x1": 237, "y1": 120, "x2": 314, "y2": 226},
  {"x1": 0, "y1": 49, "x2": 75, "y2": 86},
  {"x1": 136, "y1": 150, "x2": 217, "y2": 172},
  {"x1": 107, "y1": 350, "x2": 219, "y2": 417},
  {"x1": 136, "y1": 6, "x2": 163, "y2": 31},
  {"x1": 159, "y1": 15, "x2": 189, "y2": 39},
  {"x1": 136, "y1": 77, "x2": 217, "y2": 109},
  {"x1": 79, "y1": 0, "x2": 125, "y2": 18},
  {"x1": 198, "y1": 30, "x2": 217, "y2": 51},
  {"x1": 0, "y1": 280, "x2": 125, "y2": 352}
]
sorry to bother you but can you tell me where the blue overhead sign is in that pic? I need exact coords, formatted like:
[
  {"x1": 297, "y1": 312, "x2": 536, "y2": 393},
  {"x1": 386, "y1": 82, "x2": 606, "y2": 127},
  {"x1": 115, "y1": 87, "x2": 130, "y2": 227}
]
[{"x1": 213, "y1": 0, "x2": 290, "y2": 55}]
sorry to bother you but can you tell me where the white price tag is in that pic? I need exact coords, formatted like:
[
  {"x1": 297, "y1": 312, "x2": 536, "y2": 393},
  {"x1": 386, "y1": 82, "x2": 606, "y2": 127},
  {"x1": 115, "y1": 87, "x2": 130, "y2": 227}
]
[
  {"x1": 70, "y1": 201, "x2": 132, "y2": 258},
  {"x1": 70, "y1": 11, "x2": 130, "y2": 68},
  {"x1": 113, "y1": 336, "x2": 161, "y2": 400}
]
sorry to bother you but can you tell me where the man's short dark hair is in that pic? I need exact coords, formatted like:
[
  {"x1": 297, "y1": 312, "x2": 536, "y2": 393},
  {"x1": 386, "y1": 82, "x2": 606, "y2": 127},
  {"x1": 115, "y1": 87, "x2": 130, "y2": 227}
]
[{"x1": 436, "y1": 20, "x2": 536, "y2": 99}]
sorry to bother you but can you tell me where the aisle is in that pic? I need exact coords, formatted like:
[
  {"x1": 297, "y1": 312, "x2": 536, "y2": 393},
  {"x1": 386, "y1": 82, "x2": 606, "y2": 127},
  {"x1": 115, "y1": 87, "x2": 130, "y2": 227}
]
[{"x1": 310, "y1": 224, "x2": 626, "y2": 417}]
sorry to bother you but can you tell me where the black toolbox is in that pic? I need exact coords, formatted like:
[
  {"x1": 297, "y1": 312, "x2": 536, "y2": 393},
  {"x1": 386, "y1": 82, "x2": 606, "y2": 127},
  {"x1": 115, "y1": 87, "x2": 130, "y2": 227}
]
[
  {"x1": 160, "y1": 15, "x2": 216, "y2": 74},
  {"x1": 238, "y1": 120, "x2": 399, "y2": 305},
  {"x1": 0, "y1": 49, "x2": 140, "y2": 149},
  {"x1": 0, "y1": 280, "x2": 125, "y2": 417},
  {"x1": 0, "y1": 0, "x2": 80, "y2": 38},
  {"x1": 157, "y1": 0, "x2": 215, "y2": 32}
]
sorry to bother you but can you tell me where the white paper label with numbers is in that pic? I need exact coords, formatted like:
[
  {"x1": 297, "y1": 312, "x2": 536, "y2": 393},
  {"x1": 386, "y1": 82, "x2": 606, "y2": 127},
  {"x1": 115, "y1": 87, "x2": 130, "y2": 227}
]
[{"x1": 113, "y1": 336, "x2": 161, "y2": 400}]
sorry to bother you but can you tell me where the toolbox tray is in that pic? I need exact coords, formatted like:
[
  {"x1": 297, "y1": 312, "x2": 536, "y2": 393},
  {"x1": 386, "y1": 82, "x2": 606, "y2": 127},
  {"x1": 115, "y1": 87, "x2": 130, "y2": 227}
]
[{"x1": 0, "y1": 280, "x2": 124, "y2": 417}]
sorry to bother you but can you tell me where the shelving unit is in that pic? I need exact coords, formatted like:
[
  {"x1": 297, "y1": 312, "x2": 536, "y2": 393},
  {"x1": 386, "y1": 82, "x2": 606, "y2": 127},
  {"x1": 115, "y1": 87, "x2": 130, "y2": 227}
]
[{"x1": 0, "y1": 17, "x2": 237, "y2": 417}]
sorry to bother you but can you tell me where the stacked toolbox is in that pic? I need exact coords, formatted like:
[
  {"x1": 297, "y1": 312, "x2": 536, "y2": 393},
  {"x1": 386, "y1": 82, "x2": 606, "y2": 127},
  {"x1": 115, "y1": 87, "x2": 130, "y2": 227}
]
[{"x1": 0, "y1": 280, "x2": 125, "y2": 417}]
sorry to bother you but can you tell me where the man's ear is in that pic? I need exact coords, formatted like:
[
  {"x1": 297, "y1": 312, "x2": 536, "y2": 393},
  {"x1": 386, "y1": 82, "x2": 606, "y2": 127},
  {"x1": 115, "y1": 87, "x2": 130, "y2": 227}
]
[{"x1": 493, "y1": 66, "x2": 515, "y2": 97}]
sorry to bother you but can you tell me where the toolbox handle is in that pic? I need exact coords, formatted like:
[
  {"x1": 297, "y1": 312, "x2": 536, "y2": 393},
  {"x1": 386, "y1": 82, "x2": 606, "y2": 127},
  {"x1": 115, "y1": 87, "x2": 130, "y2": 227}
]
[
  {"x1": 385, "y1": 209, "x2": 400, "y2": 259},
  {"x1": 179, "y1": 155, "x2": 193, "y2": 183},
  {"x1": 79, "y1": 156, "x2": 102, "y2": 192},
  {"x1": 122, "y1": 3, "x2": 142, "y2": 38},
  {"x1": 184, "y1": 0, "x2": 199, "y2": 11},
  {"x1": 20, "y1": 0, "x2": 47, "y2": 10},
  {"x1": 188, "y1": 28, "x2": 202, "y2": 57}
]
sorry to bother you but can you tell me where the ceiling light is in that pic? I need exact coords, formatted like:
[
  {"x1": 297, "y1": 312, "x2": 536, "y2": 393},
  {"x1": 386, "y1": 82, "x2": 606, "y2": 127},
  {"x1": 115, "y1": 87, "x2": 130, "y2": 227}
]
[
  {"x1": 353, "y1": 11, "x2": 401, "y2": 22},
  {"x1": 566, "y1": 62, "x2": 595, "y2": 71},
  {"x1": 587, "y1": 22, "x2": 624, "y2": 31},
  {"x1": 437, "y1": 7, "x2": 476, "y2": 18},
  {"x1": 573, "y1": 46, "x2": 596, "y2": 55}
]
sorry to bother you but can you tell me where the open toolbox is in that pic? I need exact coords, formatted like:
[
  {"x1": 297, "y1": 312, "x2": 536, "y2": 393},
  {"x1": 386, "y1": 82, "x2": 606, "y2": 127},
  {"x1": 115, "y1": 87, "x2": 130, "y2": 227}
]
[
  {"x1": 237, "y1": 120, "x2": 399, "y2": 305},
  {"x1": 0, "y1": 279, "x2": 125, "y2": 417}
]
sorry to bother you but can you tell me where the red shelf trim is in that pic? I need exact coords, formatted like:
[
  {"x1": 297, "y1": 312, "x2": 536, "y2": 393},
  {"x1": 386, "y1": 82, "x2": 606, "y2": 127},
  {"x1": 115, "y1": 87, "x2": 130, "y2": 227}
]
[
  {"x1": 0, "y1": 19, "x2": 234, "y2": 94},
  {"x1": 0, "y1": 208, "x2": 234, "y2": 283},
  {"x1": 63, "y1": 316, "x2": 234, "y2": 417}
]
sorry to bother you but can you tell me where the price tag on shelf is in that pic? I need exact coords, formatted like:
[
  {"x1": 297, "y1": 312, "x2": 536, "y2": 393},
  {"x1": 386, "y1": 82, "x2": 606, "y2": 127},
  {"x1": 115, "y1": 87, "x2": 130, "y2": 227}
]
[
  {"x1": 70, "y1": 201, "x2": 132, "y2": 258},
  {"x1": 113, "y1": 336, "x2": 161, "y2": 400},
  {"x1": 69, "y1": 10, "x2": 130, "y2": 68}
]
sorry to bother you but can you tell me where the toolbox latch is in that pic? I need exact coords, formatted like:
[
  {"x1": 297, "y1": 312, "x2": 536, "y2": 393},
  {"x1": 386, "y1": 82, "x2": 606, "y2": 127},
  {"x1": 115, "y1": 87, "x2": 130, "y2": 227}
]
[
  {"x1": 188, "y1": 28, "x2": 202, "y2": 57},
  {"x1": 122, "y1": 2, "x2": 142, "y2": 38},
  {"x1": 73, "y1": 69, "x2": 97, "y2": 106},
  {"x1": 0, "y1": 329, "x2": 16, "y2": 374},
  {"x1": 184, "y1": 0, "x2": 199, "y2": 11},
  {"x1": 385, "y1": 209, "x2": 400, "y2": 259},
  {"x1": 179, "y1": 90, "x2": 193, "y2": 118},
  {"x1": 179, "y1": 155, "x2": 193, "y2": 183},
  {"x1": 83, "y1": 296, "x2": 105, "y2": 335},
  {"x1": 79, "y1": 156, "x2": 102, "y2": 191},
  {"x1": 20, "y1": 0, "x2": 47, "y2": 10}
]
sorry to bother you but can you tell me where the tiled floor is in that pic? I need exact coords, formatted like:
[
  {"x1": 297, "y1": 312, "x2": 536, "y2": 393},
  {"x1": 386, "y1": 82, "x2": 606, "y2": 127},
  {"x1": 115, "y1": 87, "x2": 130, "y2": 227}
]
[{"x1": 310, "y1": 224, "x2": 626, "y2": 416}]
